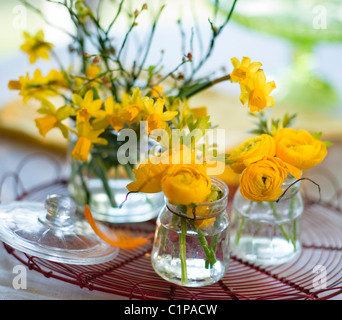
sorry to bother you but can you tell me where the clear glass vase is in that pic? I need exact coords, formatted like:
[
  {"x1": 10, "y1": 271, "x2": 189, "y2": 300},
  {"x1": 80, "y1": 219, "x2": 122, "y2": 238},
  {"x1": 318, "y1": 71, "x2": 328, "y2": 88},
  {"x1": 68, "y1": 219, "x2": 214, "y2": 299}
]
[
  {"x1": 68, "y1": 130, "x2": 164, "y2": 223},
  {"x1": 230, "y1": 175, "x2": 303, "y2": 265},
  {"x1": 151, "y1": 177, "x2": 230, "y2": 287}
]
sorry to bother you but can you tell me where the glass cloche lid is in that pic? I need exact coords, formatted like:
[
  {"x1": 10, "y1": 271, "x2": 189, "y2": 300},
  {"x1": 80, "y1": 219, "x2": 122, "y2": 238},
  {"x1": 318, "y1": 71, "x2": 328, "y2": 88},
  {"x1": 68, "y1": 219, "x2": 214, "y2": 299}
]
[{"x1": 0, "y1": 194, "x2": 119, "y2": 265}]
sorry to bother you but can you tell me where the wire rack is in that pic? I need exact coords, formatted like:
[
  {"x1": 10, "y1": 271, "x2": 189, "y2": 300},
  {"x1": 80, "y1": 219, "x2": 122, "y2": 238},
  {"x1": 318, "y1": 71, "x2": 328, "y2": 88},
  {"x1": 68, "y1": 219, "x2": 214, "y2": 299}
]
[{"x1": 1, "y1": 153, "x2": 342, "y2": 300}]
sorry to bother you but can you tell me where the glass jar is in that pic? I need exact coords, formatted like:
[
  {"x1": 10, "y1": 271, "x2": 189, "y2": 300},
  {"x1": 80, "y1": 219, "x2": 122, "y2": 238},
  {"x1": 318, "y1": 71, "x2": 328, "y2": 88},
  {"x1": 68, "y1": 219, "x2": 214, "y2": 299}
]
[
  {"x1": 68, "y1": 130, "x2": 164, "y2": 223},
  {"x1": 151, "y1": 177, "x2": 230, "y2": 287},
  {"x1": 230, "y1": 175, "x2": 303, "y2": 265}
]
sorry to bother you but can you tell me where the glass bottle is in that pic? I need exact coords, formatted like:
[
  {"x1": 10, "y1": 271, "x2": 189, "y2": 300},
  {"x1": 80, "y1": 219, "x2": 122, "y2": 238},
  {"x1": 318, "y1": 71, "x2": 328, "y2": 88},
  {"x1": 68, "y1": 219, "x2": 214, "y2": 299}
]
[
  {"x1": 230, "y1": 175, "x2": 303, "y2": 265},
  {"x1": 151, "y1": 177, "x2": 230, "y2": 287}
]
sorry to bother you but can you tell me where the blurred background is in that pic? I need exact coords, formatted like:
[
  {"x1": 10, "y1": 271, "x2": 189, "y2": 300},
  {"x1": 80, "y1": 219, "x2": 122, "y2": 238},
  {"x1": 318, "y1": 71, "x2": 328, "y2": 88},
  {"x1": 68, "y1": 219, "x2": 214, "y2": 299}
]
[{"x1": 0, "y1": 0, "x2": 342, "y2": 200}]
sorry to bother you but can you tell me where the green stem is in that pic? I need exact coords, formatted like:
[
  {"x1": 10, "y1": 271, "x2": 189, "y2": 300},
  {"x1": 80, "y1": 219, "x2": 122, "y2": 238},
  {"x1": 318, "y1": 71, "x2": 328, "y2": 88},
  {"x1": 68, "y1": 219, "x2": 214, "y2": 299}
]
[
  {"x1": 78, "y1": 162, "x2": 91, "y2": 205},
  {"x1": 269, "y1": 201, "x2": 290, "y2": 242},
  {"x1": 180, "y1": 217, "x2": 188, "y2": 285},
  {"x1": 178, "y1": 74, "x2": 230, "y2": 100},
  {"x1": 288, "y1": 196, "x2": 297, "y2": 251},
  {"x1": 235, "y1": 200, "x2": 254, "y2": 246},
  {"x1": 189, "y1": 221, "x2": 216, "y2": 268},
  {"x1": 92, "y1": 155, "x2": 117, "y2": 207}
]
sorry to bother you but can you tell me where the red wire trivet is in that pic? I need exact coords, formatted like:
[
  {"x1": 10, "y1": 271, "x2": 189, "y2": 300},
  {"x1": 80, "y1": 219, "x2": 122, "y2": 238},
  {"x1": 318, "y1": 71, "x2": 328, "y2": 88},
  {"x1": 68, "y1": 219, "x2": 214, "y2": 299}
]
[{"x1": 1, "y1": 153, "x2": 342, "y2": 300}]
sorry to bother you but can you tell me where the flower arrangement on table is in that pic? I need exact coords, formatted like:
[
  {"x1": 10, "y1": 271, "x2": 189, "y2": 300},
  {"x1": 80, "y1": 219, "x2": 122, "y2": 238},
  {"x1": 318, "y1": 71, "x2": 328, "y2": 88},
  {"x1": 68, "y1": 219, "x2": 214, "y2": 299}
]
[
  {"x1": 6, "y1": 0, "x2": 331, "y2": 281},
  {"x1": 8, "y1": 0, "x2": 238, "y2": 222}
]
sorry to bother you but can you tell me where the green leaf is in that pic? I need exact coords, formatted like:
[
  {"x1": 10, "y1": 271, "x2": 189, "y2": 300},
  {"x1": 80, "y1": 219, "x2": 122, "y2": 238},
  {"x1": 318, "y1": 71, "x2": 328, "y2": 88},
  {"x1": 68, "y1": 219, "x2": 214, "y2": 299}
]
[
  {"x1": 324, "y1": 141, "x2": 333, "y2": 147},
  {"x1": 282, "y1": 113, "x2": 297, "y2": 128},
  {"x1": 312, "y1": 131, "x2": 323, "y2": 140}
]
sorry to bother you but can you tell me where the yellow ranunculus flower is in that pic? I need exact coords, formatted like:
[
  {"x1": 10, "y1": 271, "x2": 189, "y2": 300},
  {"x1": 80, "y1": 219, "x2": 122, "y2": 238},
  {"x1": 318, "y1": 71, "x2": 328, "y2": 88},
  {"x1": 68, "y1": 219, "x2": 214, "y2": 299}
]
[
  {"x1": 239, "y1": 157, "x2": 288, "y2": 202},
  {"x1": 161, "y1": 164, "x2": 211, "y2": 205},
  {"x1": 228, "y1": 134, "x2": 276, "y2": 174},
  {"x1": 274, "y1": 128, "x2": 328, "y2": 172}
]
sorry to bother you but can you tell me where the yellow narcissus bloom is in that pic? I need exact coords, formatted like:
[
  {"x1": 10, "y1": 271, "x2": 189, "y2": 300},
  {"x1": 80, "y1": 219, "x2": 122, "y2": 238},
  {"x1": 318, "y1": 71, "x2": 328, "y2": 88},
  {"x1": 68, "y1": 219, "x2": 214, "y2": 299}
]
[
  {"x1": 8, "y1": 69, "x2": 68, "y2": 103},
  {"x1": 230, "y1": 56, "x2": 262, "y2": 83},
  {"x1": 161, "y1": 164, "x2": 211, "y2": 205},
  {"x1": 150, "y1": 85, "x2": 163, "y2": 98},
  {"x1": 71, "y1": 122, "x2": 107, "y2": 162},
  {"x1": 20, "y1": 30, "x2": 53, "y2": 64},
  {"x1": 92, "y1": 96, "x2": 125, "y2": 132},
  {"x1": 239, "y1": 69, "x2": 276, "y2": 113},
  {"x1": 228, "y1": 134, "x2": 276, "y2": 174},
  {"x1": 143, "y1": 97, "x2": 178, "y2": 133},
  {"x1": 239, "y1": 157, "x2": 289, "y2": 202},
  {"x1": 35, "y1": 100, "x2": 73, "y2": 138},
  {"x1": 120, "y1": 87, "x2": 144, "y2": 125},
  {"x1": 274, "y1": 128, "x2": 328, "y2": 173},
  {"x1": 72, "y1": 90, "x2": 104, "y2": 123}
]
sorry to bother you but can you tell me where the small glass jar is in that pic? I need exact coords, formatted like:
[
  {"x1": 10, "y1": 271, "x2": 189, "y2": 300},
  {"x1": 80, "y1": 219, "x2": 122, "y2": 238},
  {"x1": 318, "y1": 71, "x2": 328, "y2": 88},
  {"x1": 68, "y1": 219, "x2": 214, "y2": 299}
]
[
  {"x1": 151, "y1": 177, "x2": 230, "y2": 287},
  {"x1": 68, "y1": 130, "x2": 164, "y2": 223},
  {"x1": 230, "y1": 175, "x2": 303, "y2": 265}
]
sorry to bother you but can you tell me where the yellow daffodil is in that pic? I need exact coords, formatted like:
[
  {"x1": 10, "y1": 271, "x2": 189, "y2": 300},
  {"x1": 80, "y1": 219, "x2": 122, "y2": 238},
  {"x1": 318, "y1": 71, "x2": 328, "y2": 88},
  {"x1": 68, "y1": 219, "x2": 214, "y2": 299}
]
[
  {"x1": 72, "y1": 90, "x2": 104, "y2": 123},
  {"x1": 239, "y1": 69, "x2": 276, "y2": 113},
  {"x1": 86, "y1": 64, "x2": 101, "y2": 79},
  {"x1": 92, "y1": 96, "x2": 125, "y2": 131},
  {"x1": 8, "y1": 69, "x2": 68, "y2": 103},
  {"x1": 150, "y1": 85, "x2": 163, "y2": 98},
  {"x1": 71, "y1": 121, "x2": 107, "y2": 162},
  {"x1": 20, "y1": 30, "x2": 53, "y2": 64},
  {"x1": 230, "y1": 56, "x2": 262, "y2": 83},
  {"x1": 35, "y1": 100, "x2": 73, "y2": 138},
  {"x1": 120, "y1": 87, "x2": 144, "y2": 125},
  {"x1": 143, "y1": 97, "x2": 178, "y2": 133},
  {"x1": 75, "y1": 64, "x2": 102, "y2": 90}
]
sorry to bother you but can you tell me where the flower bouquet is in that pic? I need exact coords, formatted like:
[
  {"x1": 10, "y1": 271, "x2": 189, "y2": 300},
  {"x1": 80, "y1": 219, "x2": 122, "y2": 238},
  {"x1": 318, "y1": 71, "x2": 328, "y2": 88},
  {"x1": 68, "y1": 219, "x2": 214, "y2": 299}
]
[
  {"x1": 8, "y1": 0, "x2": 237, "y2": 223},
  {"x1": 225, "y1": 59, "x2": 330, "y2": 265}
]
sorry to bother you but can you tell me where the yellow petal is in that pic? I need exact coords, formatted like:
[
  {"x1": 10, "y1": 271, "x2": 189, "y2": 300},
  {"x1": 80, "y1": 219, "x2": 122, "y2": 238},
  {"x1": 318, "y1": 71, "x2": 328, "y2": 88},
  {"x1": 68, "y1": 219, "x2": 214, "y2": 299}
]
[
  {"x1": 249, "y1": 62, "x2": 263, "y2": 73},
  {"x1": 35, "y1": 115, "x2": 58, "y2": 137},
  {"x1": 8, "y1": 80, "x2": 21, "y2": 90},
  {"x1": 71, "y1": 136, "x2": 92, "y2": 162},
  {"x1": 241, "y1": 56, "x2": 251, "y2": 67},
  {"x1": 231, "y1": 57, "x2": 240, "y2": 68},
  {"x1": 126, "y1": 162, "x2": 169, "y2": 193},
  {"x1": 265, "y1": 81, "x2": 276, "y2": 94},
  {"x1": 160, "y1": 111, "x2": 178, "y2": 122},
  {"x1": 254, "y1": 69, "x2": 266, "y2": 88}
]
